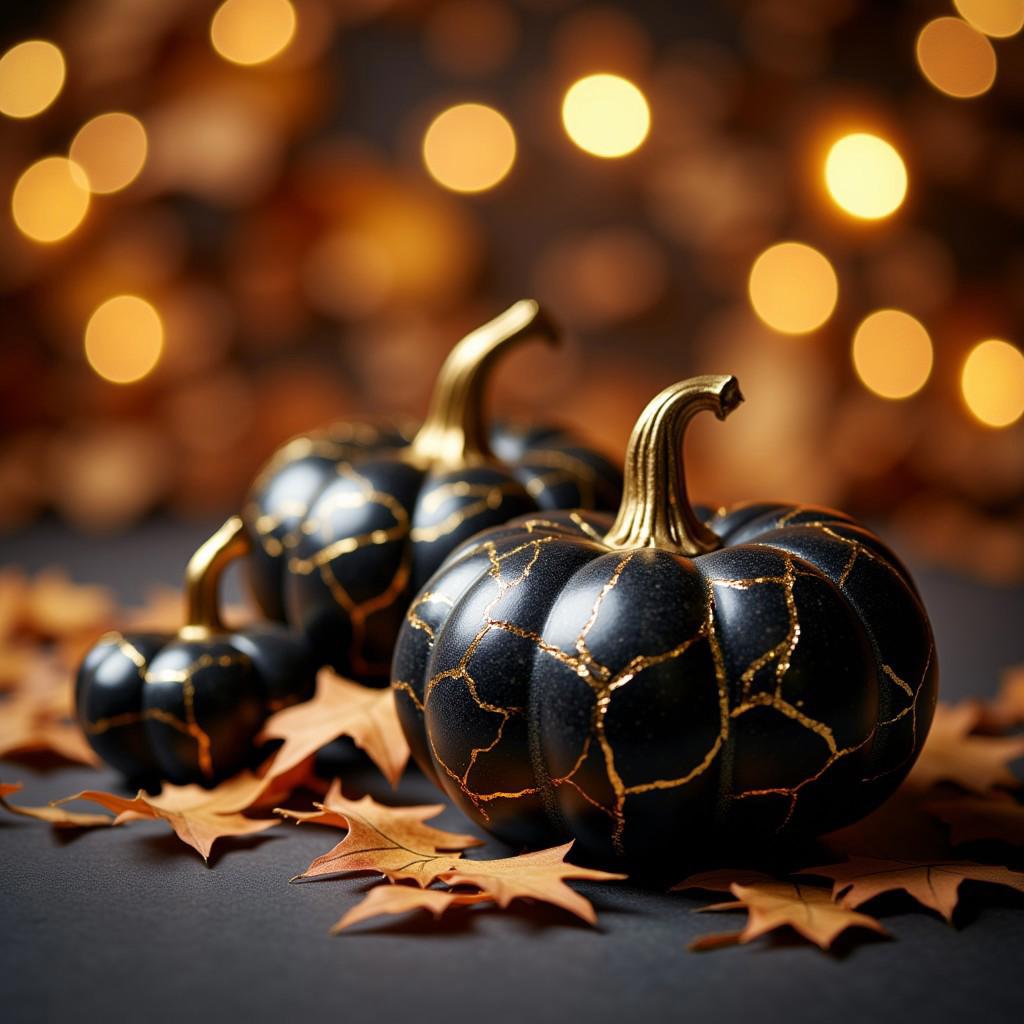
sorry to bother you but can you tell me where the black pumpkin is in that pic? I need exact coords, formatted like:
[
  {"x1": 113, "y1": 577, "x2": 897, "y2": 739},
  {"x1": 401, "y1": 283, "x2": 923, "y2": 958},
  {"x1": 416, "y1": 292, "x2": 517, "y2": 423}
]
[
  {"x1": 392, "y1": 375, "x2": 938, "y2": 869},
  {"x1": 76, "y1": 517, "x2": 316, "y2": 787},
  {"x1": 243, "y1": 300, "x2": 621, "y2": 684}
]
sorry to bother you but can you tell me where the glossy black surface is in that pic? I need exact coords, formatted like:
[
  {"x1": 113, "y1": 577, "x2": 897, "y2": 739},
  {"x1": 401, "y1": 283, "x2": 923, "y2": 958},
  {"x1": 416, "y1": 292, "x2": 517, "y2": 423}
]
[
  {"x1": 244, "y1": 422, "x2": 621, "y2": 683},
  {"x1": 75, "y1": 625, "x2": 316, "y2": 786},
  {"x1": 393, "y1": 503, "x2": 938, "y2": 868}
]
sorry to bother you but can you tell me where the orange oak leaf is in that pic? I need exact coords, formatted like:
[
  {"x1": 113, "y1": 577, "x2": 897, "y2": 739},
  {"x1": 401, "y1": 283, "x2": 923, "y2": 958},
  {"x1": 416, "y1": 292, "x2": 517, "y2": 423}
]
[
  {"x1": 0, "y1": 781, "x2": 116, "y2": 828},
  {"x1": 438, "y1": 843, "x2": 627, "y2": 926},
  {"x1": 691, "y1": 880, "x2": 887, "y2": 951},
  {"x1": 260, "y1": 668, "x2": 409, "y2": 788},
  {"x1": 907, "y1": 702, "x2": 1024, "y2": 794},
  {"x1": 927, "y1": 796, "x2": 1024, "y2": 847},
  {"x1": 804, "y1": 856, "x2": 1024, "y2": 923},
  {"x1": 58, "y1": 774, "x2": 279, "y2": 861},
  {"x1": 332, "y1": 884, "x2": 491, "y2": 934},
  {"x1": 283, "y1": 781, "x2": 482, "y2": 885}
]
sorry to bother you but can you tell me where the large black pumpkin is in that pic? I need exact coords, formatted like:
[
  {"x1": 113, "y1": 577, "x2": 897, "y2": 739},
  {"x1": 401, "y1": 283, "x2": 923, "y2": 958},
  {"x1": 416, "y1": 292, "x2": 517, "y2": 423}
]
[
  {"x1": 392, "y1": 375, "x2": 938, "y2": 869},
  {"x1": 76, "y1": 517, "x2": 316, "y2": 787},
  {"x1": 243, "y1": 300, "x2": 621, "y2": 684}
]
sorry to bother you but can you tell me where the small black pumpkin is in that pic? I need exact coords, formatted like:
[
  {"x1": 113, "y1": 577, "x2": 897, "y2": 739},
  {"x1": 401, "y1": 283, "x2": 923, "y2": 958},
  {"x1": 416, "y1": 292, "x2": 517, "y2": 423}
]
[
  {"x1": 76, "y1": 517, "x2": 316, "y2": 787},
  {"x1": 243, "y1": 300, "x2": 621, "y2": 684},
  {"x1": 392, "y1": 375, "x2": 938, "y2": 869}
]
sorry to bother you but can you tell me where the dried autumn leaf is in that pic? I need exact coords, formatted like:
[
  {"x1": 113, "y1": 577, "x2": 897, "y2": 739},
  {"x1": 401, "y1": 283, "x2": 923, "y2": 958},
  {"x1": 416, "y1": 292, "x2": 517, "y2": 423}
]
[
  {"x1": 438, "y1": 843, "x2": 627, "y2": 926},
  {"x1": 804, "y1": 856, "x2": 1024, "y2": 923},
  {"x1": 691, "y1": 880, "x2": 887, "y2": 951},
  {"x1": 907, "y1": 701, "x2": 1024, "y2": 794},
  {"x1": 58, "y1": 773, "x2": 279, "y2": 861},
  {"x1": 332, "y1": 884, "x2": 491, "y2": 934},
  {"x1": 260, "y1": 668, "x2": 409, "y2": 788},
  {"x1": 0, "y1": 780, "x2": 116, "y2": 828},
  {"x1": 284, "y1": 780, "x2": 481, "y2": 885},
  {"x1": 927, "y1": 796, "x2": 1024, "y2": 848},
  {"x1": 0, "y1": 655, "x2": 99, "y2": 766}
]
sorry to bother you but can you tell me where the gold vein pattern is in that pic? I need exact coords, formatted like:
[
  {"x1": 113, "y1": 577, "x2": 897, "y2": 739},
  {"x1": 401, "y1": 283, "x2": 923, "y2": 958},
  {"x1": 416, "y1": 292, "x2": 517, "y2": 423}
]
[{"x1": 393, "y1": 504, "x2": 937, "y2": 861}]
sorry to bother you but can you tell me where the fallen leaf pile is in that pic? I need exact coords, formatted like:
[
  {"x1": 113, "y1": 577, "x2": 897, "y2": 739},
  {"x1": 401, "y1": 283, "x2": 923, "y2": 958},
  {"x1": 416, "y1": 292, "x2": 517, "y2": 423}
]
[
  {"x1": 2, "y1": 567, "x2": 1024, "y2": 948},
  {"x1": 280, "y1": 781, "x2": 625, "y2": 931}
]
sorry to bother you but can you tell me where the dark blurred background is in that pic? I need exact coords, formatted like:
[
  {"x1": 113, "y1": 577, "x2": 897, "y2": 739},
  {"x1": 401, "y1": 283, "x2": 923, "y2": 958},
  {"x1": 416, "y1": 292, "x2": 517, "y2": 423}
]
[{"x1": 1, "y1": 0, "x2": 1022, "y2": 584}]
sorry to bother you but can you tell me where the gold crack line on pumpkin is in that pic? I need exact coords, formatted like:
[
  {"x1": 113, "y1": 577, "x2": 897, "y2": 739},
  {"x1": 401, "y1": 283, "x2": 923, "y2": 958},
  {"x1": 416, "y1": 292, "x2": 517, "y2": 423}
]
[
  {"x1": 319, "y1": 552, "x2": 411, "y2": 679},
  {"x1": 862, "y1": 640, "x2": 934, "y2": 784},
  {"x1": 405, "y1": 590, "x2": 455, "y2": 642},
  {"x1": 145, "y1": 652, "x2": 249, "y2": 779},
  {"x1": 569, "y1": 511, "x2": 606, "y2": 543},
  {"x1": 83, "y1": 706, "x2": 193, "y2": 738},
  {"x1": 518, "y1": 448, "x2": 600, "y2": 507},
  {"x1": 392, "y1": 680, "x2": 425, "y2": 714},
  {"x1": 729, "y1": 728, "x2": 877, "y2": 830},
  {"x1": 709, "y1": 557, "x2": 802, "y2": 701},
  {"x1": 410, "y1": 480, "x2": 525, "y2": 544},
  {"x1": 422, "y1": 538, "x2": 551, "y2": 816},
  {"x1": 730, "y1": 691, "x2": 839, "y2": 755},
  {"x1": 607, "y1": 580, "x2": 730, "y2": 800}
]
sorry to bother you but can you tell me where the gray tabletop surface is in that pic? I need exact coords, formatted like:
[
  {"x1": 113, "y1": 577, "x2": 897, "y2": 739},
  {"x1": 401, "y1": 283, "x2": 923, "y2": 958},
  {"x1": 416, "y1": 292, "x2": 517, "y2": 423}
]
[{"x1": 3, "y1": 519, "x2": 1023, "y2": 1024}]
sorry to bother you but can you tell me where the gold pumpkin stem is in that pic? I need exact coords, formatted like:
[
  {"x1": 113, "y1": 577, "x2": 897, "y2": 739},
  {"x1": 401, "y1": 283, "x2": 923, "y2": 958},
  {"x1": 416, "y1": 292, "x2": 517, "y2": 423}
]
[
  {"x1": 410, "y1": 299, "x2": 560, "y2": 467},
  {"x1": 604, "y1": 375, "x2": 744, "y2": 556},
  {"x1": 180, "y1": 515, "x2": 250, "y2": 640}
]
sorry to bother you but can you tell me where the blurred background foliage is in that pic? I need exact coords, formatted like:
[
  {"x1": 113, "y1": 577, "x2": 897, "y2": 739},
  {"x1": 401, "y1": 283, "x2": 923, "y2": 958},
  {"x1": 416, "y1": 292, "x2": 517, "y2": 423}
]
[{"x1": 0, "y1": 0, "x2": 1022, "y2": 582}]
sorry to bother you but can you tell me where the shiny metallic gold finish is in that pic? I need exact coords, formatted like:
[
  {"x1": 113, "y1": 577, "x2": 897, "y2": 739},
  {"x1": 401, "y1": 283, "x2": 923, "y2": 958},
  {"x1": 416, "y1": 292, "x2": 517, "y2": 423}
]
[
  {"x1": 604, "y1": 375, "x2": 743, "y2": 556},
  {"x1": 410, "y1": 299, "x2": 559, "y2": 467},
  {"x1": 180, "y1": 515, "x2": 250, "y2": 640}
]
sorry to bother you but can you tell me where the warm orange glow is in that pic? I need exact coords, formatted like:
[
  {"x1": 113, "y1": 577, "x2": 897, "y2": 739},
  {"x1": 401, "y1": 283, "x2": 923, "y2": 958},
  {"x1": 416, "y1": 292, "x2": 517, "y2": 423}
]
[
  {"x1": 422, "y1": 103, "x2": 516, "y2": 193},
  {"x1": 85, "y1": 295, "x2": 164, "y2": 384},
  {"x1": 0, "y1": 40, "x2": 65, "y2": 119},
  {"x1": 961, "y1": 339, "x2": 1024, "y2": 427},
  {"x1": 561, "y1": 73, "x2": 650, "y2": 158},
  {"x1": 953, "y1": 0, "x2": 1024, "y2": 38},
  {"x1": 825, "y1": 133, "x2": 907, "y2": 220},
  {"x1": 748, "y1": 242, "x2": 838, "y2": 335},
  {"x1": 916, "y1": 17, "x2": 997, "y2": 99},
  {"x1": 70, "y1": 112, "x2": 148, "y2": 194},
  {"x1": 852, "y1": 310, "x2": 933, "y2": 399},
  {"x1": 11, "y1": 156, "x2": 90, "y2": 243},
  {"x1": 210, "y1": 0, "x2": 296, "y2": 66}
]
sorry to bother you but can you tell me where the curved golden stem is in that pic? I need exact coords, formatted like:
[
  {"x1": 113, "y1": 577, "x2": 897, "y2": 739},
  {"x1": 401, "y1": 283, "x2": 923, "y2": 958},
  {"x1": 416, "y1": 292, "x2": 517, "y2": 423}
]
[
  {"x1": 604, "y1": 376, "x2": 743, "y2": 556},
  {"x1": 410, "y1": 299, "x2": 560, "y2": 467},
  {"x1": 179, "y1": 516, "x2": 250, "y2": 640}
]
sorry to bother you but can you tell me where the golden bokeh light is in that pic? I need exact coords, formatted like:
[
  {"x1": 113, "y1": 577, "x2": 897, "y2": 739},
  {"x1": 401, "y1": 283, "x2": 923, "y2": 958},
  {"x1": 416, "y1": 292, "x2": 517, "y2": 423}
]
[
  {"x1": 961, "y1": 339, "x2": 1024, "y2": 427},
  {"x1": 748, "y1": 241, "x2": 838, "y2": 335},
  {"x1": 824, "y1": 132, "x2": 907, "y2": 220},
  {"x1": 0, "y1": 40, "x2": 65, "y2": 119},
  {"x1": 85, "y1": 295, "x2": 164, "y2": 385},
  {"x1": 852, "y1": 309, "x2": 933, "y2": 399},
  {"x1": 210, "y1": 0, "x2": 296, "y2": 66},
  {"x1": 422, "y1": 103, "x2": 516, "y2": 193},
  {"x1": 11, "y1": 157, "x2": 90, "y2": 243},
  {"x1": 561, "y1": 73, "x2": 650, "y2": 158},
  {"x1": 953, "y1": 0, "x2": 1024, "y2": 38},
  {"x1": 70, "y1": 112, "x2": 148, "y2": 194},
  {"x1": 916, "y1": 17, "x2": 997, "y2": 99}
]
